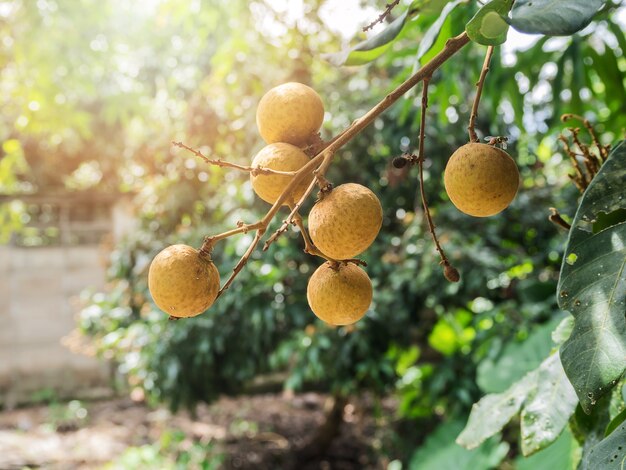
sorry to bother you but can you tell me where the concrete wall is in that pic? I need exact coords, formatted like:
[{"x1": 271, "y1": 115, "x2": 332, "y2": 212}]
[{"x1": 0, "y1": 244, "x2": 113, "y2": 406}]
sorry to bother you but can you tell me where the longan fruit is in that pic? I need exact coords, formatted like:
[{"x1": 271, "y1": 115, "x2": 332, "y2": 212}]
[
  {"x1": 148, "y1": 244, "x2": 220, "y2": 318},
  {"x1": 307, "y1": 261, "x2": 372, "y2": 326},
  {"x1": 444, "y1": 143, "x2": 519, "y2": 217},
  {"x1": 256, "y1": 82, "x2": 324, "y2": 146},
  {"x1": 250, "y1": 143, "x2": 313, "y2": 205},
  {"x1": 308, "y1": 183, "x2": 383, "y2": 260}
]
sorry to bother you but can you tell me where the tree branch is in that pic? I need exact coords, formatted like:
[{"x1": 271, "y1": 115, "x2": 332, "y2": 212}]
[{"x1": 468, "y1": 45, "x2": 494, "y2": 142}]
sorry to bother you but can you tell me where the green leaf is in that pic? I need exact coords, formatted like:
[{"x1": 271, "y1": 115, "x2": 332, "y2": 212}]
[
  {"x1": 418, "y1": 10, "x2": 453, "y2": 67},
  {"x1": 323, "y1": 0, "x2": 457, "y2": 66},
  {"x1": 582, "y1": 421, "x2": 626, "y2": 469},
  {"x1": 410, "y1": 419, "x2": 509, "y2": 470},
  {"x1": 459, "y1": 352, "x2": 579, "y2": 451},
  {"x1": 415, "y1": 0, "x2": 463, "y2": 62},
  {"x1": 509, "y1": 0, "x2": 605, "y2": 36},
  {"x1": 520, "y1": 353, "x2": 579, "y2": 456},
  {"x1": 558, "y1": 140, "x2": 626, "y2": 414},
  {"x1": 551, "y1": 316, "x2": 574, "y2": 345},
  {"x1": 605, "y1": 408, "x2": 626, "y2": 437},
  {"x1": 457, "y1": 369, "x2": 538, "y2": 449},
  {"x1": 515, "y1": 428, "x2": 580, "y2": 470},
  {"x1": 477, "y1": 316, "x2": 563, "y2": 393},
  {"x1": 466, "y1": 0, "x2": 513, "y2": 46},
  {"x1": 324, "y1": 6, "x2": 415, "y2": 66}
]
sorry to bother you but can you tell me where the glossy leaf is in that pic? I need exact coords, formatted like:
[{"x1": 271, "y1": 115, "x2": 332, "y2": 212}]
[
  {"x1": 466, "y1": 0, "x2": 513, "y2": 46},
  {"x1": 558, "y1": 140, "x2": 626, "y2": 414},
  {"x1": 520, "y1": 353, "x2": 578, "y2": 456},
  {"x1": 509, "y1": 0, "x2": 605, "y2": 36}
]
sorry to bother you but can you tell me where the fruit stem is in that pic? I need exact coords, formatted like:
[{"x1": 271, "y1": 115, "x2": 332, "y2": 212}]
[
  {"x1": 290, "y1": 207, "x2": 340, "y2": 263},
  {"x1": 314, "y1": 173, "x2": 333, "y2": 193},
  {"x1": 217, "y1": 227, "x2": 266, "y2": 298},
  {"x1": 468, "y1": 45, "x2": 495, "y2": 143},
  {"x1": 199, "y1": 221, "x2": 265, "y2": 254},
  {"x1": 416, "y1": 76, "x2": 460, "y2": 282}
]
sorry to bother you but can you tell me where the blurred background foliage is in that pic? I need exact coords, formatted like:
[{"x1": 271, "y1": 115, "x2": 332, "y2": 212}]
[{"x1": 1, "y1": 0, "x2": 625, "y2": 467}]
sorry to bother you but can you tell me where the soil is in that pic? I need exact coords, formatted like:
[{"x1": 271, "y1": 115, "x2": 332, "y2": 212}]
[{"x1": 0, "y1": 392, "x2": 399, "y2": 469}]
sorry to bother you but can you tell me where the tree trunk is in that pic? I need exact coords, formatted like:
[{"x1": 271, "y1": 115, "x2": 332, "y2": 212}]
[{"x1": 296, "y1": 394, "x2": 347, "y2": 460}]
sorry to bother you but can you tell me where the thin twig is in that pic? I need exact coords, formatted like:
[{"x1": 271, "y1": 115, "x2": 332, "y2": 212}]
[
  {"x1": 558, "y1": 134, "x2": 587, "y2": 192},
  {"x1": 290, "y1": 206, "x2": 338, "y2": 262},
  {"x1": 217, "y1": 227, "x2": 266, "y2": 298},
  {"x1": 549, "y1": 207, "x2": 572, "y2": 231},
  {"x1": 263, "y1": 179, "x2": 319, "y2": 251},
  {"x1": 363, "y1": 0, "x2": 401, "y2": 32},
  {"x1": 562, "y1": 114, "x2": 611, "y2": 162},
  {"x1": 571, "y1": 128, "x2": 598, "y2": 180},
  {"x1": 468, "y1": 45, "x2": 495, "y2": 142},
  {"x1": 173, "y1": 141, "x2": 297, "y2": 176},
  {"x1": 416, "y1": 77, "x2": 459, "y2": 282},
  {"x1": 203, "y1": 32, "x2": 472, "y2": 293},
  {"x1": 199, "y1": 221, "x2": 264, "y2": 256}
]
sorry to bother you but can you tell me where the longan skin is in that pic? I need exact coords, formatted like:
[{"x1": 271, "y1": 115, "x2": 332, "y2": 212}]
[
  {"x1": 148, "y1": 244, "x2": 220, "y2": 318},
  {"x1": 307, "y1": 262, "x2": 373, "y2": 326},
  {"x1": 444, "y1": 143, "x2": 519, "y2": 217},
  {"x1": 308, "y1": 183, "x2": 383, "y2": 260},
  {"x1": 250, "y1": 143, "x2": 313, "y2": 205},
  {"x1": 256, "y1": 82, "x2": 324, "y2": 146}
]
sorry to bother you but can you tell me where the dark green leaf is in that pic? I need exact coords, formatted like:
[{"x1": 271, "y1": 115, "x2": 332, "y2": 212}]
[
  {"x1": 509, "y1": 0, "x2": 605, "y2": 36},
  {"x1": 583, "y1": 421, "x2": 626, "y2": 469},
  {"x1": 558, "y1": 140, "x2": 626, "y2": 414},
  {"x1": 466, "y1": 0, "x2": 513, "y2": 46},
  {"x1": 520, "y1": 353, "x2": 578, "y2": 456}
]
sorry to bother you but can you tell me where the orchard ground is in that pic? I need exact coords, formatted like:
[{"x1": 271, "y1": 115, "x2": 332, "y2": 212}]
[{"x1": 0, "y1": 392, "x2": 400, "y2": 469}]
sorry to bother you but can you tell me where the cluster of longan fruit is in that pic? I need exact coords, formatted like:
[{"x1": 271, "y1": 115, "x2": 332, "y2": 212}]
[
  {"x1": 148, "y1": 82, "x2": 520, "y2": 327},
  {"x1": 149, "y1": 82, "x2": 383, "y2": 326}
]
